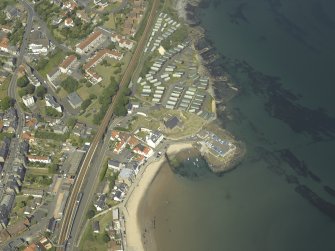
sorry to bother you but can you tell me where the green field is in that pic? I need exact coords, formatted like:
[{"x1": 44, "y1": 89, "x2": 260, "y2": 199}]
[
  {"x1": 103, "y1": 14, "x2": 116, "y2": 29},
  {"x1": 39, "y1": 51, "x2": 66, "y2": 77},
  {"x1": 79, "y1": 210, "x2": 117, "y2": 251},
  {"x1": 0, "y1": 77, "x2": 10, "y2": 99}
]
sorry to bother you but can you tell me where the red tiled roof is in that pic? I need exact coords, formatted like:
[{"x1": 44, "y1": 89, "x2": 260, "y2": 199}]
[
  {"x1": 59, "y1": 55, "x2": 76, "y2": 69},
  {"x1": 27, "y1": 155, "x2": 49, "y2": 161},
  {"x1": 77, "y1": 31, "x2": 103, "y2": 50}
]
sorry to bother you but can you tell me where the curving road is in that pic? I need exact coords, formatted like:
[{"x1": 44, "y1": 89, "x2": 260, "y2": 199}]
[{"x1": 56, "y1": 0, "x2": 160, "y2": 249}]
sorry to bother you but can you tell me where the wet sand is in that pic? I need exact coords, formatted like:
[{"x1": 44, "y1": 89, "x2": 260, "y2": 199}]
[{"x1": 125, "y1": 142, "x2": 194, "y2": 251}]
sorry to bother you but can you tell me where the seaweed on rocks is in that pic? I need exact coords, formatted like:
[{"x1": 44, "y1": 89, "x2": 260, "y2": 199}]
[
  {"x1": 184, "y1": 3, "x2": 201, "y2": 26},
  {"x1": 285, "y1": 175, "x2": 299, "y2": 185},
  {"x1": 220, "y1": 57, "x2": 335, "y2": 141},
  {"x1": 324, "y1": 186, "x2": 335, "y2": 199},
  {"x1": 194, "y1": 37, "x2": 213, "y2": 52},
  {"x1": 295, "y1": 185, "x2": 335, "y2": 220},
  {"x1": 307, "y1": 170, "x2": 321, "y2": 183},
  {"x1": 255, "y1": 147, "x2": 285, "y2": 176},
  {"x1": 278, "y1": 149, "x2": 308, "y2": 177},
  {"x1": 228, "y1": 2, "x2": 250, "y2": 24}
]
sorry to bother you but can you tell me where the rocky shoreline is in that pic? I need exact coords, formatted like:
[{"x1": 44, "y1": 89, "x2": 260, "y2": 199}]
[
  {"x1": 171, "y1": 0, "x2": 245, "y2": 173},
  {"x1": 176, "y1": 0, "x2": 241, "y2": 114}
]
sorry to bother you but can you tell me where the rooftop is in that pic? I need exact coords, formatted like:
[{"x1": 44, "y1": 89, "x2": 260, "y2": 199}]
[
  {"x1": 67, "y1": 92, "x2": 82, "y2": 108},
  {"x1": 59, "y1": 55, "x2": 77, "y2": 70},
  {"x1": 77, "y1": 30, "x2": 103, "y2": 50}
]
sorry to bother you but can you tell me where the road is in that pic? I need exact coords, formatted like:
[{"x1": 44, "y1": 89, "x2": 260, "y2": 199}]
[
  {"x1": 56, "y1": 0, "x2": 160, "y2": 249},
  {"x1": 68, "y1": 130, "x2": 111, "y2": 251},
  {"x1": 8, "y1": 0, "x2": 34, "y2": 133},
  {"x1": 1, "y1": 0, "x2": 34, "y2": 186}
]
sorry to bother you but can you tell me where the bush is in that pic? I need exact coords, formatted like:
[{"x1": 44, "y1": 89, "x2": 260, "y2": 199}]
[
  {"x1": 18, "y1": 201, "x2": 26, "y2": 208},
  {"x1": 45, "y1": 107, "x2": 62, "y2": 118},
  {"x1": 87, "y1": 209, "x2": 95, "y2": 219},
  {"x1": 36, "y1": 86, "x2": 47, "y2": 99},
  {"x1": 25, "y1": 84, "x2": 35, "y2": 94},
  {"x1": 102, "y1": 232, "x2": 110, "y2": 243},
  {"x1": 89, "y1": 94, "x2": 97, "y2": 100},
  {"x1": 66, "y1": 118, "x2": 77, "y2": 128},
  {"x1": 81, "y1": 99, "x2": 92, "y2": 110}
]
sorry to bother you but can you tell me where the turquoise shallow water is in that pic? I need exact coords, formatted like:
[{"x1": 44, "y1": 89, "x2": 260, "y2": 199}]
[{"x1": 139, "y1": 0, "x2": 335, "y2": 250}]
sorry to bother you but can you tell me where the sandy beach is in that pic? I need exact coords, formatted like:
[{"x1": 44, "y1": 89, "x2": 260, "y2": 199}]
[{"x1": 124, "y1": 142, "x2": 195, "y2": 251}]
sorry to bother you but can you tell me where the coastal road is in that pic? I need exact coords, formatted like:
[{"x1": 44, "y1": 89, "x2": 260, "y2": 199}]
[{"x1": 56, "y1": 0, "x2": 160, "y2": 249}]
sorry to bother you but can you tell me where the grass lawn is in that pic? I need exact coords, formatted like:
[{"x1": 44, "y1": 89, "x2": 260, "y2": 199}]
[
  {"x1": 79, "y1": 210, "x2": 117, "y2": 251},
  {"x1": 26, "y1": 167, "x2": 50, "y2": 175},
  {"x1": 40, "y1": 51, "x2": 66, "y2": 77},
  {"x1": 103, "y1": 14, "x2": 116, "y2": 30},
  {"x1": 57, "y1": 88, "x2": 68, "y2": 99},
  {"x1": 0, "y1": 77, "x2": 10, "y2": 99},
  {"x1": 77, "y1": 99, "x2": 100, "y2": 125},
  {"x1": 94, "y1": 59, "x2": 121, "y2": 86},
  {"x1": 9, "y1": 195, "x2": 31, "y2": 225},
  {"x1": 203, "y1": 95, "x2": 214, "y2": 113},
  {"x1": 23, "y1": 172, "x2": 53, "y2": 190},
  {"x1": 130, "y1": 114, "x2": 160, "y2": 132},
  {"x1": 77, "y1": 82, "x2": 105, "y2": 100},
  {"x1": 150, "y1": 109, "x2": 206, "y2": 139},
  {"x1": 79, "y1": 223, "x2": 109, "y2": 251},
  {"x1": 106, "y1": 2, "x2": 122, "y2": 12}
]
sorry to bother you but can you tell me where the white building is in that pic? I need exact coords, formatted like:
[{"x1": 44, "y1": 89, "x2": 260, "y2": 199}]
[
  {"x1": 108, "y1": 160, "x2": 124, "y2": 171},
  {"x1": 27, "y1": 155, "x2": 51, "y2": 164},
  {"x1": 28, "y1": 30, "x2": 49, "y2": 55},
  {"x1": 75, "y1": 31, "x2": 105, "y2": 55},
  {"x1": 22, "y1": 94, "x2": 35, "y2": 107},
  {"x1": 146, "y1": 131, "x2": 164, "y2": 148},
  {"x1": 45, "y1": 94, "x2": 62, "y2": 113},
  {"x1": 59, "y1": 55, "x2": 77, "y2": 74}
]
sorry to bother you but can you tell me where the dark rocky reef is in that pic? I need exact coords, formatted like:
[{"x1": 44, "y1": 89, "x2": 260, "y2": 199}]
[{"x1": 295, "y1": 185, "x2": 335, "y2": 220}]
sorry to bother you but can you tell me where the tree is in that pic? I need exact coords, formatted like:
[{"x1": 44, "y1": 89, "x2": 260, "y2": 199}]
[
  {"x1": 18, "y1": 88, "x2": 28, "y2": 97},
  {"x1": 45, "y1": 107, "x2": 62, "y2": 118},
  {"x1": 86, "y1": 209, "x2": 95, "y2": 219},
  {"x1": 25, "y1": 84, "x2": 35, "y2": 94},
  {"x1": 36, "y1": 86, "x2": 47, "y2": 99},
  {"x1": 102, "y1": 231, "x2": 110, "y2": 243},
  {"x1": 48, "y1": 164, "x2": 59, "y2": 174},
  {"x1": 18, "y1": 201, "x2": 26, "y2": 208},
  {"x1": 89, "y1": 94, "x2": 97, "y2": 100},
  {"x1": 17, "y1": 76, "x2": 29, "y2": 88},
  {"x1": 0, "y1": 97, "x2": 14, "y2": 110},
  {"x1": 66, "y1": 117, "x2": 77, "y2": 128},
  {"x1": 60, "y1": 76, "x2": 79, "y2": 93},
  {"x1": 81, "y1": 99, "x2": 91, "y2": 110}
]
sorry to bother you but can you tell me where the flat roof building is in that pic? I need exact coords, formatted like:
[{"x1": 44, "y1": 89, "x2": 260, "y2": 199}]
[{"x1": 67, "y1": 92, "x2": 82, "y2": 109}]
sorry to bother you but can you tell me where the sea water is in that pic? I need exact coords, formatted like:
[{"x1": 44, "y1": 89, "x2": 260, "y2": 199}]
[{"x1": 139, "y1": 0, "x2": 335, "y2": 250}]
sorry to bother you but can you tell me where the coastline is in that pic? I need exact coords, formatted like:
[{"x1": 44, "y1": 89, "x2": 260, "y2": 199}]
[
  {"x1": 124, "y1": 142, "x2": 194, "y2": 251},
  {"x1": 126, "y1": 1, "x2": 245, "y2": 250}
]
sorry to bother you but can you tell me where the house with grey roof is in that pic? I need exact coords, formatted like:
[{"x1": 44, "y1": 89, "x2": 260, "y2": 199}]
[
  {"x1": 93, "y1": 221, "x2": 100, "y2": 233},
  {"x1": 67, "y1": 92, "x2": 82, "y2": 109},
  {"x1": 108, "y1": 160, "x2": 123, "y2": 171},
  {"x1": 45, "y1": 94, "x2": 62, "y2": 113},
  {"x1": 118, "y1": 168, "x2": 135, "y2": 186}
]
